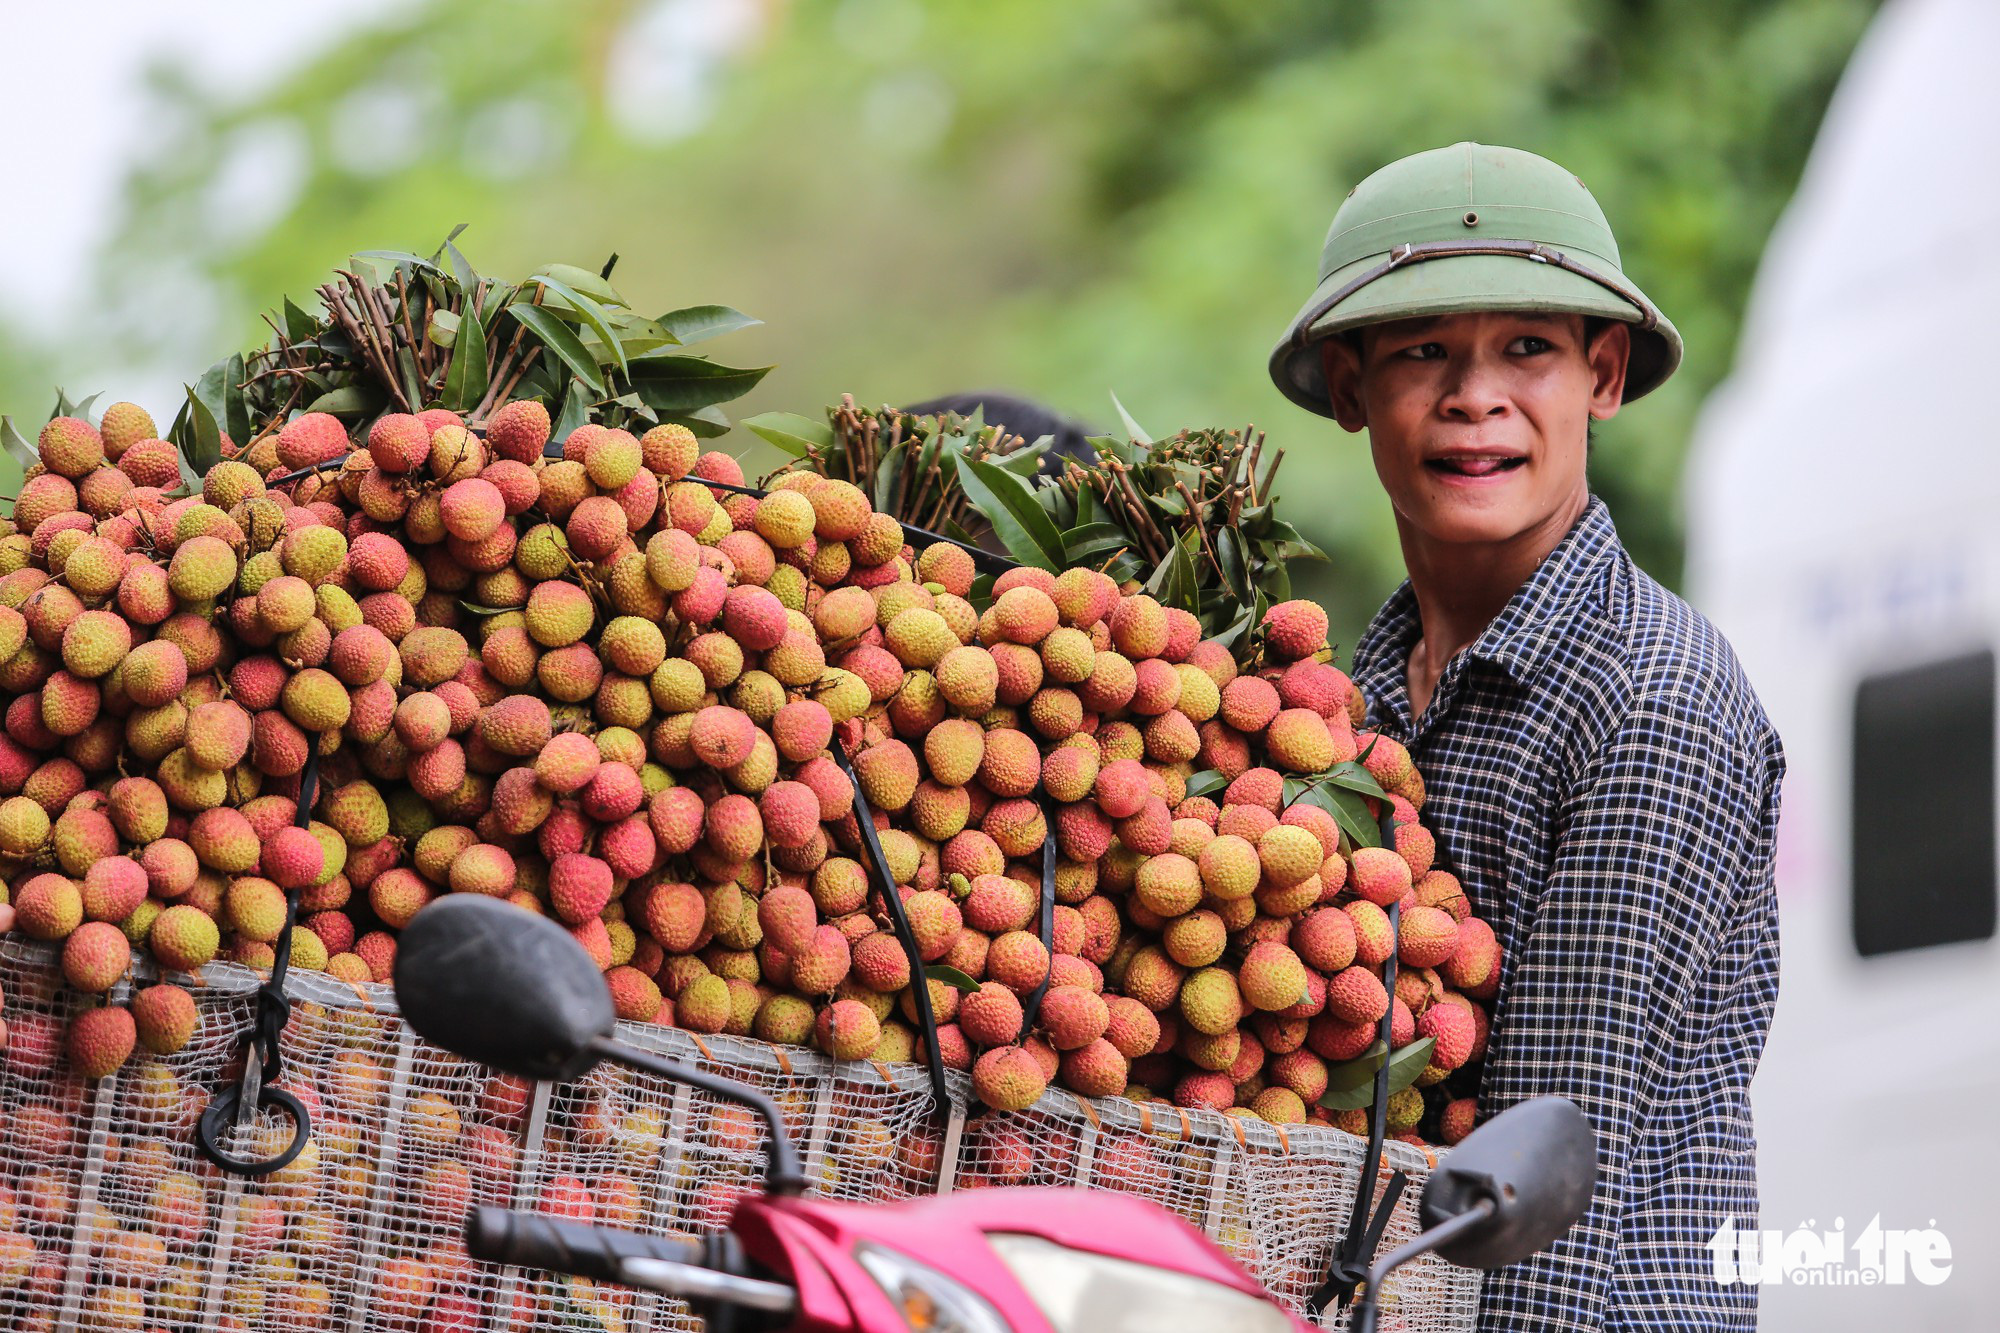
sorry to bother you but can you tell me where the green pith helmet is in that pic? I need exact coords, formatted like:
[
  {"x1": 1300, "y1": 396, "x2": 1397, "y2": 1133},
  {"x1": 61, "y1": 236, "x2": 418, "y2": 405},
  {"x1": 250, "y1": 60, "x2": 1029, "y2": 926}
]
[{"x1": 1269, "y1": 141, "x2": 1682, "y2": 417}]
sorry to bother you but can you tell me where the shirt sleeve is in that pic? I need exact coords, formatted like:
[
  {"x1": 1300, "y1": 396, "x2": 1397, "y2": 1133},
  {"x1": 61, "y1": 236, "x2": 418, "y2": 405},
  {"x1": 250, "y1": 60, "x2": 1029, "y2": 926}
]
[{"x1": 1470, "y1": 688, "x2": 1784, "y2": 1333}]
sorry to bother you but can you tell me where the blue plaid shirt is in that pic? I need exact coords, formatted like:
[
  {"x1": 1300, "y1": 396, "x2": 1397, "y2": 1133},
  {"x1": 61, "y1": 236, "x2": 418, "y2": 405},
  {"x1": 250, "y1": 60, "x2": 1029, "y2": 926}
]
[{"x1": 1350, "y1": 495, "x2": 1785, "y2": 1331}]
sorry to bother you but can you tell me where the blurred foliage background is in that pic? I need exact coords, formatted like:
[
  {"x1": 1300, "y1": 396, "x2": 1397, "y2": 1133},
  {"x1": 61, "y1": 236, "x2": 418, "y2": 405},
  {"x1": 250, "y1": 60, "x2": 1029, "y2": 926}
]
[{"x1": 0, "y1": 0, "x2": 1879, "y2": 656}]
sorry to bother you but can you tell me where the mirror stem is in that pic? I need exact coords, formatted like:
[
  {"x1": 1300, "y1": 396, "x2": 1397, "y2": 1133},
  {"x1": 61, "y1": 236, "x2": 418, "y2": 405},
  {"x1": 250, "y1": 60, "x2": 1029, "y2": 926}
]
[
  {"x1": 1353, "y1": 1197, "x2": 1496, "y2": 1333},
  {"x1": 589, "y1": 1035, "x2": 808, "y2": 1197}
]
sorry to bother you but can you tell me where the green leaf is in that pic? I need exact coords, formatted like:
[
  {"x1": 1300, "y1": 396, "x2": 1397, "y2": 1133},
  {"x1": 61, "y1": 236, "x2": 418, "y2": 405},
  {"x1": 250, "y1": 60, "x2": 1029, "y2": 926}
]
[
  {"x1": 508, "y1": 302, "x2": 604, "y2": 394},
  {"x1": 655, "y1": 406, "x2": 733, "y2": 438},
  {"x1": 428, "y1": 309, "x2": 461, "y2": 348},
  {"x1": 627, "y1": 356, "x2": 771, "y2": 412},
  {"x1": 396, "y1": 346, "x2": 425, "y2": 409},
  {"x1": 1058, "y1": 522, "x2": 1128, "y2": 563},
  {"x1": 523, "y1": 274, "x2": 627, "y2": 377},
  {"x1": 178, "y1": 385, "x2": 223, "y2": 481},
  {"x1": 442, "y1": 230, "x2": 478, "y2": 295},
  {"x1": 1182, "y1": 769, "x2": 1227, "y2": 799},
  {"x1": 459, "y1": 601, "x2": 514, "y2": 617},
  {"x1": 223, "y1": 354, "x2": 253, "y2": 446},
  {"x1": 187, "y1": 358, "x2": 231, "y2": 445},
  {"x1": 1216, "y1": 527, "x2": 1249, "y2": 601},
  {"x1": 1109, "y1": 391, "x2": 1152, "y2": 445},
  {"x1": 550, "y1": 378, "x2": 591, "y2": 446},
  {"x1": 1144, "y1": 529, "x2": 1200, "y2": 611},
  {"x1": 281, "y1": 298, "x2": 319, "y2": 343},
  {"x1": 992, "y1": 438, "x2": 1051, "y2": 476},
  {"x1": 1085, "y1": 431, "x2": 1137, "y2": 467},
  {"x1": 1295, "y1": 783, "x2": 1380, "y2": 849},
  {"x1": 741, "y1": 411, "x2": 834, "y2": 458},
  {"x1": 304, "y1": 385, "x2": 380, "y2": 417},
  {"x1": 1318, "y1": 1037, "x2": 1436, "y2": 1110},
  {"x1": 924, "y1": 964, "x2": 980, "y2": 993},
  {"x1": 958, "y1": 457, "x2": 1064, "y2": 572},
  {"x1": 533, "y1": 262, "x2": 626, "y2": 308},
  {"x1": 353, "y1": 248, "x2": 448, "y2": 277},
  {"x1": 1322, "y1": 1040, "x2": 1390, "y2": 1097},
  {"x1": 442, "y1": 299, "x2": 489, "y2": 413},
  {"x1": 596, "y1": 312, "x2": 678, "y2": 358},
  {"x1": 0, "y1": 416, "x2": 38, "y2": 474},
  {"x1": 1316, "y1": 761, "x2": 1389, "y2": 800},
  {"x1": 657, "y1": 304, "x2": 759, "y2": 346},
  {"x1": 872, "y1": 441, "x2": 908, "y2": 514}
]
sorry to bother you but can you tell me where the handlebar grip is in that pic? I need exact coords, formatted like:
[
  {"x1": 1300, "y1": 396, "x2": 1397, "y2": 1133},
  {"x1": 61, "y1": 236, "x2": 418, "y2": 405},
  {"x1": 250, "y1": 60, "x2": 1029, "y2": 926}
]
[{"x1": 465, "y1": 1206, "x2": 705, "y2": 1282}]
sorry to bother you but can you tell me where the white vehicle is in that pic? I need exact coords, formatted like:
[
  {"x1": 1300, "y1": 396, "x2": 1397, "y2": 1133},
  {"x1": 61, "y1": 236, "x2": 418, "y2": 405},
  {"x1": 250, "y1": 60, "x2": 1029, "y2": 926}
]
[{"x1": 1686, "y1": 0, "x2": 1998, "y2": 1326}]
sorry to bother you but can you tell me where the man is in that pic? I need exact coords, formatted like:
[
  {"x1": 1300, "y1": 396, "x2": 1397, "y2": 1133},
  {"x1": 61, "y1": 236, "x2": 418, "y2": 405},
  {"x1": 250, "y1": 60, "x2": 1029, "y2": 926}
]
[{"x1": 1268, "y1": 142, "x2": 1785, "y2": 1330}]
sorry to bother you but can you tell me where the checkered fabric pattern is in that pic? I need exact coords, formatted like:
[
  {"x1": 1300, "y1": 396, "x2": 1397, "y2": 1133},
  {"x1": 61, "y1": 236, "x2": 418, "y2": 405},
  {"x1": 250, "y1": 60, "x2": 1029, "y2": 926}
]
[{"x1": 1350, "y1": 495, "x2": 1785, "y2": 1332}]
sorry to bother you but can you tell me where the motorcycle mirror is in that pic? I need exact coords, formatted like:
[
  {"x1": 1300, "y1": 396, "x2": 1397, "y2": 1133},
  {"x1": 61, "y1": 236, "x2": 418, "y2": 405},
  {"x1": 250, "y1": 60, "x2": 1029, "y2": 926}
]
[
  {"x1": 394, "y1": 895, "x2": 810, "y2": 1197},
  {"x1": 394, "y1": 895, "x2": 614, "y2": 1082},
  {"x1": 1419, "y1": 1096, "x2": 1598, "y2": 1269}
]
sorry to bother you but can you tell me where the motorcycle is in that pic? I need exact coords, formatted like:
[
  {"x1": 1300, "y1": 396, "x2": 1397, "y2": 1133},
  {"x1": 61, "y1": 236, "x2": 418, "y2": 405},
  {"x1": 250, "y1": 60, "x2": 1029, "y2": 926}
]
[{"x1": 394, "y1": 894, "x2": 1597, "y2": 1333}]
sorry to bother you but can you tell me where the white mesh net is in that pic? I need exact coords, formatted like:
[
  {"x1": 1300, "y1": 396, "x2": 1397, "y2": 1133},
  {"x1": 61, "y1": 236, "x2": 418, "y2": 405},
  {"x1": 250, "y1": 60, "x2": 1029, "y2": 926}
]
[{"x1": 0, "y1": 942, "x2": 1476, "y2": 1331}]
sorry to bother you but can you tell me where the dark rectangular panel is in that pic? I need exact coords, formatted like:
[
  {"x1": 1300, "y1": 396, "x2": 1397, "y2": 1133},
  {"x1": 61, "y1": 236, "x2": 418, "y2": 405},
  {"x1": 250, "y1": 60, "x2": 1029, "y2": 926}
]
[{"x1": 1852, "y1": 650, "x2": 1997, "y2": 957}]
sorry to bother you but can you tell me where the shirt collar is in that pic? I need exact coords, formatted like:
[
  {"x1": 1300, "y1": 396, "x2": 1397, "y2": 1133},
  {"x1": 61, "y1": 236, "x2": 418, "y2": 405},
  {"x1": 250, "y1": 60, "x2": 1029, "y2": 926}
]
[{"x1": 1352, "y1": 494, "x2": 1622, "y2": 712}]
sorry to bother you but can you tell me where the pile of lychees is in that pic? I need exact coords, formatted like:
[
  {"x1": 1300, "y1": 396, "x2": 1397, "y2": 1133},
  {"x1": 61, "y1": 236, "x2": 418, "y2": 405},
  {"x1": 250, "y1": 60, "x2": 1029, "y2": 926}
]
[{"x1": 0, "y1": 397, "x2": 1499, "y2": 1147}]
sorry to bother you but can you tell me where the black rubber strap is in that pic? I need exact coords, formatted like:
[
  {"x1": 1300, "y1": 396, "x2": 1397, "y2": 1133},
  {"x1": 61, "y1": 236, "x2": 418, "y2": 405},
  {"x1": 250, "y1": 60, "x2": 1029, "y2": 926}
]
[
  {"x1": 1014, "y1": 802, "x2": 1058, "y2": 1041},
  {"x1": 1308, "y1": 804, "x2": 1409, "y2": 1318},
  {"x1": 195, "y1": 743, "x2": 321, "y2": 1174},
  {"x1": 827, "y1": 733, "x2": 953, "y2": 1119}
]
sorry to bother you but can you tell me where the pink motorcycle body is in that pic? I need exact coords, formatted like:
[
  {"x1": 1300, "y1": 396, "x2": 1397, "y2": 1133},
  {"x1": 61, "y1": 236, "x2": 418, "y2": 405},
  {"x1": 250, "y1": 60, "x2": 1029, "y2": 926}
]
[{"x1": 727, "y1": 1185, "x2": 1318, "y2": 1333}]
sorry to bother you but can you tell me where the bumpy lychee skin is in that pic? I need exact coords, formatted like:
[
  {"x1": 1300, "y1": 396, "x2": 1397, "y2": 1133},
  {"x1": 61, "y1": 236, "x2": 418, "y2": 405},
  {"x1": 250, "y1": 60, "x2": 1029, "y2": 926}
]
[
  {"x1": 1238, "y1": 940, "x2": 1311, "y2": 1012},
  {"x1": 1416, "y1": 1001, "x2": 1476, "y2": 1071},
  {"x1": 815, "y1": 999, "x2": 882, "y2": 1061},
  {"x1": 131, "y1": 983, "x2": 199, "y2": 1055},
  {"x1": 689, "y1": 706, "x2": 758, "y2": 769},
  {"x1": 958, "y1": 981, "x2": 1025, "y2": 1047},
  {"x1": 1397, "y1": 904, "x2": 1461, "y2": 969},
  {"x1": 1440, "y1": 917, "x2": 1500, "y2": 994},
  {"x1": 14, "y1": 874, "x2": 83, "y2": 940},
  {"x1": 1058, "y1": 1038, "x2": 1129, "y2": 1099},
  {"x1": 1038, "y1": 984, "x2": 1110, "y2": 1051},
  {"x1": 1261, "y1": 599, "x2": 1329, "y2": 661},
  {"x1": 40, "y1": 415, "x2": 106, "y2": 477},
  {"x1": 262, "y1": 826, "x2": 326, "y2": 892},
  {"x1": 487, "y1": 398, "x2": 552, "y2": 463},
  {"x1": 1292, "y1": 907, "x2": 1358, "y2": 974},
  {"x1": 62, "y1": 921, "x2": 133, "y2": 992},
  {"x1": 1348, "y1": 845, "x2": 1413, "y2": 907},
  {"x1": 1092, "y1": 758, "x2": 1151, "y2": 819},
  {"x1": 971, "y1": 1045, "x2": 1049, "y2": 1112},
  {"x1": 68, "y1": 1005, "x2": 137, "y2": 1080},
  {"x1": 1324, "y1": 965, "x2": 1390, "y2": 1025},
  {"x1": 1178, "y1": 967, "x2": 1244, "y2": 1036}
]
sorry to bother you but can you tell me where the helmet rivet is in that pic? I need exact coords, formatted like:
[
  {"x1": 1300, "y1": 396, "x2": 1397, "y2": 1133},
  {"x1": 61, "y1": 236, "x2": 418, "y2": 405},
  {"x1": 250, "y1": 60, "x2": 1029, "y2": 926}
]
[{"x1": 1462, "y1": 211, "x2": 1479, "y2": 227}]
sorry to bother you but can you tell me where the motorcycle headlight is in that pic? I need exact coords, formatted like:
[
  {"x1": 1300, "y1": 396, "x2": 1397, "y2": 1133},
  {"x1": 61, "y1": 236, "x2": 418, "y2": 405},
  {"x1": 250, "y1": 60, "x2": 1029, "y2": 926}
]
[
  {"x1": 855, "y1": 1242, "x2": 1011, "y2": 1333},
  {"x1": 986, "y1": 1233, "x2": 1296, "y2": 1333}
]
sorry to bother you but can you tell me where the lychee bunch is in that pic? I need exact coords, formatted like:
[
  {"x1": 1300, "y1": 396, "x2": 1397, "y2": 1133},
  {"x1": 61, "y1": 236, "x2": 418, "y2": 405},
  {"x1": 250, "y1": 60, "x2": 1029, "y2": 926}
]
[{"x1": 0, "y1": 391, "x2": 1495, "y2": 1150}]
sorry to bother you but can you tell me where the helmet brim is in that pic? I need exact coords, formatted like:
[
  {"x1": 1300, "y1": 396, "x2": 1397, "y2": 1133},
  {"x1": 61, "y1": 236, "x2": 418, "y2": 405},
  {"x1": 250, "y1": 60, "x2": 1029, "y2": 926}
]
[{"x1": 1269, "y1": 251, "x2": 1683, "y2": 418}]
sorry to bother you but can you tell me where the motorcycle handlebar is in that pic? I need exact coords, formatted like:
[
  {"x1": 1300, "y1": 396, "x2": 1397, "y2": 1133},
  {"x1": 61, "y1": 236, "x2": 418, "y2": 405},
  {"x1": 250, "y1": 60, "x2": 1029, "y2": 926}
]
[{"x1": 464, "y1": 1206, "x2": 706, "y2": 1282}]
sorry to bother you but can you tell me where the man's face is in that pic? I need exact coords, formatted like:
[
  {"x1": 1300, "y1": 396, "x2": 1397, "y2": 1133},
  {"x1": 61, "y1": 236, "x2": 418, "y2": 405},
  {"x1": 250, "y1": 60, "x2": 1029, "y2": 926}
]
[{"x1": 1317, "y1": 311, "x2": 1629, "y2": 548}]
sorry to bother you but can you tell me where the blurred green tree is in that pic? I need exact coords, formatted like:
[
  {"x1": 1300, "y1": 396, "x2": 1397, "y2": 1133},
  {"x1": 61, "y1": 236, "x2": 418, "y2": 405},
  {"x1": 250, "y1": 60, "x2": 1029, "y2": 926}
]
[{"x1": 21, "y1": 0, "x2": 1878, "y2": 654}]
